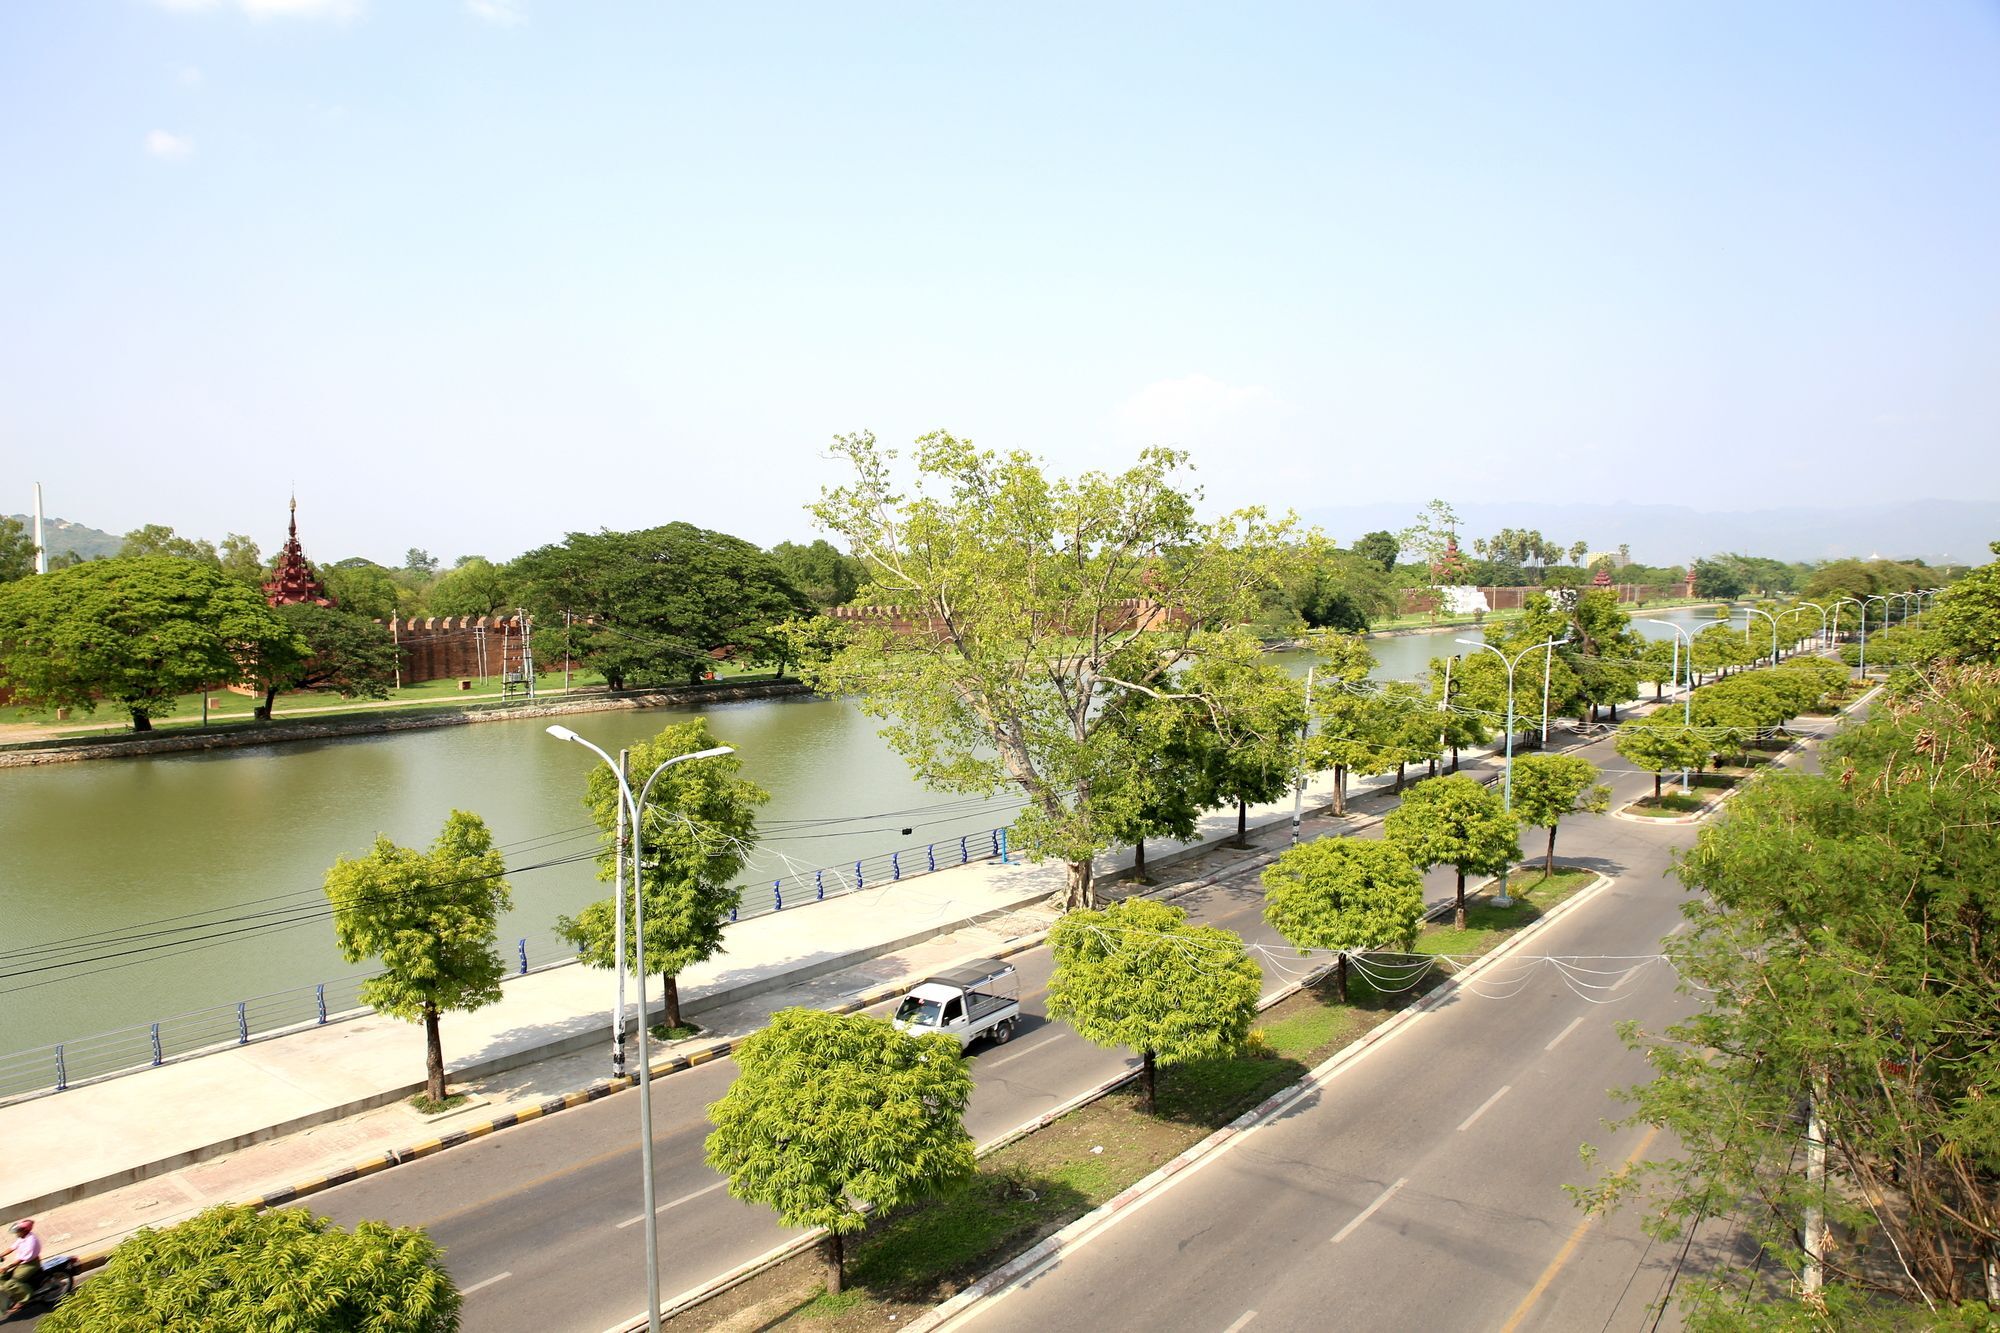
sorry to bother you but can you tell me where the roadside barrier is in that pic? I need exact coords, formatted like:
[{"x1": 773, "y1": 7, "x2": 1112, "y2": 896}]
[{"x1": 0, "y1": 823, "x2": 1014, "y2": 1102}]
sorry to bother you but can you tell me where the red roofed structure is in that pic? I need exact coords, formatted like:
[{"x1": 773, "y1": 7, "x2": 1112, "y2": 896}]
[{"x1": 262, "y1": 497, "x2": 333, "y2": 607}]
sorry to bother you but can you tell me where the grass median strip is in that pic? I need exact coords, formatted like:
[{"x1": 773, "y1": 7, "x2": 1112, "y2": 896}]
[{"x1": 666, "y1": 866, "x2": 1597, "y2": 1331}]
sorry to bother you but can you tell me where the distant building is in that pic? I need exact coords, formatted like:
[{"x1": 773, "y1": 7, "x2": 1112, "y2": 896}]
[
  {"x1": 262, "y1": 498, "x2": 333, "y2": 607},
  {"x1": 1583, "y1": 550, "x2": 1630, "y2": 570}
]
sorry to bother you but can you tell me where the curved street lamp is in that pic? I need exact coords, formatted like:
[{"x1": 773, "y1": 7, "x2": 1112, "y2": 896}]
[
  {"x1": 546, "y1": 724, "x2": 734, "y2": 1333},
  {"x1": 1743, "y1": 606, "x2": 1781, "y2": 665},
  {"x1": 1786, "y1": 601, "x2": 1830, "y2": 653},
  {"x1": 1859, "y1": 595, "x2": 1890, "y2": 677},
  {"x1": 1453, "y1": 636, "x2": 1561, "y2": 907},
  {"x1": 1640, "y1": 619, "x2": 1697, "y2": 794}
]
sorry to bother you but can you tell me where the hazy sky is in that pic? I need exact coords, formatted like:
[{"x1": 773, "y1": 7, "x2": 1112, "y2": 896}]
[{"x1": 3, "y1": 2, "x2": 1997, "y2": 565}]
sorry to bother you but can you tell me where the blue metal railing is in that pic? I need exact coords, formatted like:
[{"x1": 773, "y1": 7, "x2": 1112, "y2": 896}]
[{"x1": 0, "y1": 823, "x2": 1015, "y2": 1103}]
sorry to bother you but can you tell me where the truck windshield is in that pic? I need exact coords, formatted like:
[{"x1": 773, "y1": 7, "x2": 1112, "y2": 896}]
[{"x1": 895, "y1": 996, "x2": 943, "y2": 1026}]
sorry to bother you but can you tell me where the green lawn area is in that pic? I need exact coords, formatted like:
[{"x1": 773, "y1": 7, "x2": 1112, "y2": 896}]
[{"x1": 679, "y1": 862, "x2": 1599, "y2": 1331}]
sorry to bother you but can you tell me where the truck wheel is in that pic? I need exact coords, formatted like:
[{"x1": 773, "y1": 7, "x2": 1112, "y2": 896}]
[{"x1": 991, "y1": 1020, "x2": 1015, "y2": 1045}]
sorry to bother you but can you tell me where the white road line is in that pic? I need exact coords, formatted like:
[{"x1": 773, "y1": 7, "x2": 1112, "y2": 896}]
[
  {"x1": 1667, "y1": 920, "x2": 1690, "y2": 936},
  {"x1": 1544, "y1": 1016, "x2": 1585, "y2": 1051},
  {"x1": 1222, "y1": 1313, "x2": 1258, "y2": 1333},
  {"x1": 1611, "y1": 964, "x2": 1642, "y2": 991},
  {"x1": 982, "y1": 1031, "x2": 1064, "y2": 1070},
  {"x1": 1331, "y1": 1177, "x2": 1409, "y2": 1244},
  {"x1": 1456, "y1": 1085, "x2": 1511, "y2": 1133},
  {"x1": 462, "y1": 1271, "x2": 511, "y2": 1295},
  {"x1": 615, "y1": 1179, "x2": 728, "y2": 1229}
]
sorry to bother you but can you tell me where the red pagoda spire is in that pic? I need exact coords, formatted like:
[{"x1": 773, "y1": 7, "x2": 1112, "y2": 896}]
[{"x1": 263, "y1": 496, "x2": 333, "y2": 607}]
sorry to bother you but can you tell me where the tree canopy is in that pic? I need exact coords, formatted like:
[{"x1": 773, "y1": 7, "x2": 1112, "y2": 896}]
[
  {"x1": 1505, "y1": 752, "x2": 1610, "y2": 877},
  {"x1": 248, "y1": 603, "x2": 400, "y2": 720},
  {"x1": 512, "y1": 523, "x2": 808, "y2": 688},
  {"x1": 424, "y1": 556, "x2": 513, "y2": 617},
  {"x1": 556, "y1": 719, "x2": 767, "y2": 1028},
  {"x1": 792, "y1": 432, "x2": 1288, "y2": 910},
  {"x1": 0, "y1": 516, "x2": 34, "y2": 583},
  {"x1": 0, "y1": 556, "x2": 301, "y2": 730},
  {"x1": 767, "y1": 538, "x2": 864, "y2": 609},
  {"x1": 1261, "y1": 837, "x2": 1426, "y2": 1000},
  {"x1": 43, "y1": 1203, "x2": 459, "y2": 1333},
  {"x1": 1382, "y1": 773, "x2": 1520, "y2": 929},
  {"x1": 705, "y1": 1008, "x2": 975, "y2": 1293},
  {"x1": 1047, "y1": 897, "x2": 1262, "y2": 1112},
  {"x1": 323, "y1": 810, "x2": 512, "y2": 1102},
  {"x1": 1930, "y1": 540, "x2": 2000, "y2": 665}
]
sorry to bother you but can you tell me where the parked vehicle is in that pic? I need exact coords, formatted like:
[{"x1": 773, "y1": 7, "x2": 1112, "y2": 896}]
[{"x1": 892, "y1": 958, "x2": 1021, "y2": 1049}]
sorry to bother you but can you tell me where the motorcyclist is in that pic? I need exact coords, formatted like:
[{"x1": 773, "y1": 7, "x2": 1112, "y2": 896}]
[{"x1": 0, "y1": 1220, "x2": 40, "y2": 1313}]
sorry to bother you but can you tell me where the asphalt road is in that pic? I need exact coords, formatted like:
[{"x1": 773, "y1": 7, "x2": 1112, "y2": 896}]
[{"x1": 947, "y1": 716, "x2": 1854, "y2": 1333}]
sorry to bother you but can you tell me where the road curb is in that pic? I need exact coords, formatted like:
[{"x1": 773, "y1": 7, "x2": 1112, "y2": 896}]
[{"x1": 909, "y1": 869, "x2": 1619, "y2": 1333}]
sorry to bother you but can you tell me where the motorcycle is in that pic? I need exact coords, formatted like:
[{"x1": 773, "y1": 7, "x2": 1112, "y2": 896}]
[{"x1": 1, "y1": 1256, "x2": 76, "y2": 1322}]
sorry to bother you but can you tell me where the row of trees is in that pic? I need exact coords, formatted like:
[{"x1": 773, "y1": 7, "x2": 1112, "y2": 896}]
[
  {"x1": 1612, "y1": 656, "x2": 1851, "y2": 797},
  {"x1": 1587, "y1": 544, "x2": 2000, "y2": 1324}
]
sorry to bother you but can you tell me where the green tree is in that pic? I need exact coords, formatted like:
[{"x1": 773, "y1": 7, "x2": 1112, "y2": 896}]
[
  {"x1": 556, "y1": 720, "x2": 767, "y2": 1028},
  {"x1": 1261, "y1": 837, "x2": 1425, "y2": 1001},
  {"x1": 424, "y1": 556, "x2": 512, "y2": 617},
  {"x1": 248, "y1": 603, "x2": 401, "y2": 720},
  {"x1": 768, "y1": 538, "x2": 864, "y2": 609},
  {"x1": 1691, "y1": 556, "x2": 1747, "y2": 599},
  {"x1": 1382, "y1": 774, "x2": 1520, "y2": 930},
  {"x1": 1612, "y1": 713, "x2": 1710, "y2": 800},
  {"x1": 1425, "y1": 653, "x2": 1491, "y2": 774},
  {"x1": 1506, "y1": 753, "x2": 1610, "y2": 878},
  {"x1": 513, "y1": 524, "x2": 808, "y2": 688},
  {"x1": 0, "y1": 516, "x2": 34, "y2": 584},
  {"x1": 1353, "y1": 529, "x2": 1400, "y2": 574},
  {"x1": 41, "y1": 1203, "x2": 459, "y2": 1333},
  {"x1": 1186, "y1": 633, "x2": 1308, "y2": 844},
  {"x1": 1930, "y1": 540, "x2": 2000, "y2": 665},
  {"x1": 705, "y1": 1008, "x2": 975, "y2": 1294},
  {"x1": 1581, "y1": 664, "x2": 2000, "y2": 1318},
  {"x1": 1047, "y1": 897, "x2": 1261, "y2": 1113},
  {"x1": 1094, "y1": 681, "x2": 1214, "y2": 883},
  {"x1": 0, "y1": 556, "x2": 301, "y2": 731},
  {"x1": 118, "y1": 523, "x2": 218, "y2": 564},
  {"x1": 217, "y1": 533, "x2": 265, "y2": 587},
  {"x1": 323, "y1": 559, "x2": 412, "y2": 621},
  {"x1": 322, "y1": 811, "x2": 512, "y2": 1103},
  {"x1": 794, "y1": 432, "x2": 1286, "y2": 910},
  {"x1": 405, "y1": 547, "x2": 440, "y2": 576},
  {"x1": 1304, "y1": 633, "x2": 1400, "y2": 814}
]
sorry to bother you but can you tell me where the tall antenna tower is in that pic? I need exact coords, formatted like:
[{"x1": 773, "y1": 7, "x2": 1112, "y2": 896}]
[
  {"x1": 32, "y1": 482, "x2": 46, "y2": 575},
  {"x1": 501, "y1": 609, "x2": 536, "y2": 702}
]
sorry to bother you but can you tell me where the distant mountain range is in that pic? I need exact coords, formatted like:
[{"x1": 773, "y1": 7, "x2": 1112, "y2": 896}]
[
  {"x1": 1296, "y1": 499, "x2": 1999, "y2": 567},
  {"x1": 3, "y1": 516, "x2": 123, "y2": 562}
]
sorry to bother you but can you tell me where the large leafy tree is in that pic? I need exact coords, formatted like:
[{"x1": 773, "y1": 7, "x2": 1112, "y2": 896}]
[
  {"x1": 768, "y1": 538, "x2": 864, "y2": 609},
  {"x1": 323, "y1": 810, "x2": 512, "y2": 1103},
  {"x1": 0, "y1": 516, "x2": 34, "y2": 583},
  {"x1": 1612, "y1": 712, "x2": 1711, "y2": 799},
  {"x1": 1304, "y1": 633, "x2": 1400, "y2": 814},
  {"x1": 1506, "y1": 753, "x2": 1610, "y2": 878},
  {"x1": 42, "y1": 1204, "x2": 459, "y2": 1333},
  {"x1": 1047, "y1": 897, "x2": 1262, "y2": 1113},
  {"x1": 705, "y1": 1008, "x2": 975, "y2": 1293},
  {"x1": 556, "y1": 719, "x2": 767, "y2": 1028},
  {"x1": 1093, "y1": 681, "x2": 1214, "y2": 883},
  {"x1": 1353, "y1": 529, "x2": 1400, "y2": 574},
  {"x1": 217, "y1": 533, "x2": 264, "y2": 587},
  {"x1": 322, "y1": 559, "x2": 416, "y2": 621},
  {"x1": 1382, "y1": 774, "x2": 1520, "y2": 930},
  {"x1": 1186, "y1": 632, "x2": 1307, "y2": 844},
  {"x1": 795, "y1": 432, "x2": 1286, "y2": 910},
  {"x1": 1931, "y1": 540, "x2": 2000, "y2": 665},
  {"x1": 118, "y1": 523, "x2": 218, "y2": 564},
  {"x1": 1583, "y1": 664, "x2": 2000, "y2": 1320},
  {"x1": 1261, "y1": 837, "x2": 1426, "y2": 1001},
  {"x1": 0, "y1": 556, "x2": 301, "y2": 731},
  {"x1": 424, "y1": 556, "x2": 513, "y2": 617},
  {"x1": 248, "y1": 603, "x2": 401, "y2": 720},
  {"x1": 512, "y1": 523, "x2": 808, "y2": 688}
]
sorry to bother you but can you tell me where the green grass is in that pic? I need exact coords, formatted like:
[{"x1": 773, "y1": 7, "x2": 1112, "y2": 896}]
[
  {"x1": 650, "y1": 1022, "x2": 701, "y2": 1041},
  {"x1": 407, "y1": 1091, "x2": 470, "y2": 1115},
  {"x1": 1625, "y1": 791, "x2": 1707, "y2": 817}
]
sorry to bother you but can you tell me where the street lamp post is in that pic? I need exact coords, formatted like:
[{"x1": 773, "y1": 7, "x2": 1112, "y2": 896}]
[
  {"x1": 1788, "y1": 601, "x2": 1830, "y2": 653},
  {"x1": 1641, "y1": 619, "x2": 1696, "y2": 794},
  {"x1": 545, "y1": 725, "x2": 734, "y2": 1333},
  {"x1": 1744, "y1": 607, "x2": 1781, "y2": 665},
  {"x1": 1859, "y1": 595, "x2": 1889, "y2": 677},
  {"x1": 1290, "y1": 665, "x2": 1315, "y2": 845},
  {"x1": 1455, "y1": 636, "x2": 1561, "y2": 907}
]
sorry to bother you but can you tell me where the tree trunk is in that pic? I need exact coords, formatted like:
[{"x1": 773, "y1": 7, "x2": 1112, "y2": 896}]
[
  {"x1": 423, "y1": 1001, "x2": 445, "y2": 1103},
  {"x1": 1332, "y1": 764, "x2": 1348, "y2": 815},
  {"x1": 1427, "y1": 758, "x2": 1438, "y2": 778},
  {"x1": 256, "y1": 686, "x2": 278, "y2": 721},
  {"x1": 1139, "y1": 1048, "x2": 1157, "y2": 1114},
  {"x1": 1061, "y1": 859, "x2": 1095, "y2": 912},
  {"x1": 664, "y1": 973, "x2": 682, "y2": 1030},
  {"x1": 1454, "y1": 870, "x2": 1467, "y2": 931},
  {"x1": 1653, "y1": 681, "x2": 1663, "y2": 701},
  {"x1": 1394, "y1": 760, "x2": 1406, "y2": 793},
  {"x1": 1235, "y1": 799, "x2": 1248, "y2": 847},
  {"x1": 1335, "y1": 952, "x2": 1349, "y2": 1003},
  {"x1": 1132, "y1": 838, "x2": 1147, "y2": 884},
  {"x1": 130, "y1": 707, "x2": 152, "y2": 733},
  {"x1": 822, "y1": 1231, "x2": 844, "y2": 1295},
  {"x1": 1609, "y1": 700, "x2": 1619, "y2": 721},
  {"x1": 1450, "y1": 745, "x2": 1460, "y2": 773},
  {"x1": 1545, "y1": 825, "x2": 1558, "y2": 880},
  {"x1": 1653, "y1": 773, "x2": 1663, "y2": 800}
]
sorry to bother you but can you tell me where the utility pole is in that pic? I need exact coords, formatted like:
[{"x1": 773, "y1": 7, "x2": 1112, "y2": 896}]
[
  {"x1": 1803, "y1": 1084, "x2": 1826, "y2": 1295},
  {"x1": 32, "y1": 482, "x2": 47, "y2": 575},
  {"x1": 1290, "y1": 666, "x2": 1315, "y2": 844}
]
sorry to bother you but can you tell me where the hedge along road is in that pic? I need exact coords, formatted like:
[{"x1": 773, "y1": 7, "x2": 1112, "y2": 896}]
[{"x1": 0, "y1": 604, "x2": 1733, "y2": 1058}]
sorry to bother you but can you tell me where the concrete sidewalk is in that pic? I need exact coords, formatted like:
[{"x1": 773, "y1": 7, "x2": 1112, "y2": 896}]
[{"x1": 2, "y1": 761, "x2": 1370, "y2": 1236}]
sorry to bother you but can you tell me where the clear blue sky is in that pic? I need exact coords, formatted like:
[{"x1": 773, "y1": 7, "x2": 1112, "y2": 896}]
[{"x1": 2, "y1": 1, "x2": 1996, "y2": 565}]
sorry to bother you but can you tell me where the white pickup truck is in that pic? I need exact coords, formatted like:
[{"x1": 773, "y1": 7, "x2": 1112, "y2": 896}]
[{"x1": 891, "y1": 958, "x2": 1022, "y2": 1049}]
